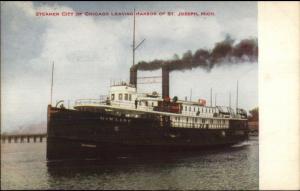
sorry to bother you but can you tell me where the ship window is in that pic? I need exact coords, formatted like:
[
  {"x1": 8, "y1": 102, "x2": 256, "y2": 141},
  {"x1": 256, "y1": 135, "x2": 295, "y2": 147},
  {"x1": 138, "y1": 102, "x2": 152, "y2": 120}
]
[
  {"x1": 125, "y1": 93, "x2": 128, "y2": 100},
  {"x1": 193, "y1": 107, "x2": 195, "y2": 112},
  {"x1": 202, "y1": 119, "x2": 205, "y2": 123},
  {"x1": 185, "y1": 106, "x2": 187, "y2": 111},
  {"x1": 145, "y1": 101, "x2": 148, "y2": 106},
  {"x1": 129, "y1": 94, "x2": 132, "y2": 101},
  {"x1": 210, "y1": 119, "x2": 213, "y2": 124},
  {"x1": 111, "y1": 94, "x2": 115, "y2": 100},
  {"x1": 186, "y1": 118, "x2": 188, "y2": 122},
  {"x1": 152, "y1": 102, "x2": 154, "y2": 107},
  {"x1": 119, "y1": 93, "x2": 123, "y2": 100}
]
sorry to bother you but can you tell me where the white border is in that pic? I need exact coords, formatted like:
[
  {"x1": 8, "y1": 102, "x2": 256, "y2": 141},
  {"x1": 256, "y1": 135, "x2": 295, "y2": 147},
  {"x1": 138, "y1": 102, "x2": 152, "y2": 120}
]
[{"x1": 259, "y1": 2, "x2": 300, "y2": 189}]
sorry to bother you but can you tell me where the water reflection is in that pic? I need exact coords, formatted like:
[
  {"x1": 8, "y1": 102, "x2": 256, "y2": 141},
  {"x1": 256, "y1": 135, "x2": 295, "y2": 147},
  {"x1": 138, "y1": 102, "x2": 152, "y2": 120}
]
[{"x1": 46, "y1": 143, "x2": 255, "y2": 189}]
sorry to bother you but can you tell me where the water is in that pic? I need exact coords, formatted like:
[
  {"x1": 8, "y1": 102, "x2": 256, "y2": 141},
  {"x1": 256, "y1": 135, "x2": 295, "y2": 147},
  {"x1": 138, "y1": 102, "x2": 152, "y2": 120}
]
[{"x1": 1, "y1": 137, "x2": 258, "y2": 190}]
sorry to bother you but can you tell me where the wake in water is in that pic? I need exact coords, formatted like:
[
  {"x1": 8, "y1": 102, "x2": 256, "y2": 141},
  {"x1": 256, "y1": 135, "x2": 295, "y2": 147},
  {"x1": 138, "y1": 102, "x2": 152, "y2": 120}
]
[{"x1": 231, "y1": 141, "x2": 253, "y2": 148}]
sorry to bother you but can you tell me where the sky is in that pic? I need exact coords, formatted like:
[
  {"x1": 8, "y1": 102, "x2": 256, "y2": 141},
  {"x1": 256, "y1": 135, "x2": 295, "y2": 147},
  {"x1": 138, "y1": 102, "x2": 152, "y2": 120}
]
[{"x1": 1, "y1": 1, "x2": 257, "y2": 133}]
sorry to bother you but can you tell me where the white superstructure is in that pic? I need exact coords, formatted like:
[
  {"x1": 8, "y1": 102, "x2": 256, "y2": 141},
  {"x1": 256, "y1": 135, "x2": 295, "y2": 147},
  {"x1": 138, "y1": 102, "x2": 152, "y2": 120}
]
[{"x1": 72, "y1": 81, "x2": 247, "y2": 130}]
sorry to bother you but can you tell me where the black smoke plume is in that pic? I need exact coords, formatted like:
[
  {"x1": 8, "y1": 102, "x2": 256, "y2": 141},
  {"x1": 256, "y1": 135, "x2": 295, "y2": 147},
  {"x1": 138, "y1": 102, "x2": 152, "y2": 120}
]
[{"x1": 132, "y1": 36, "x2": 258, "y2": 72}]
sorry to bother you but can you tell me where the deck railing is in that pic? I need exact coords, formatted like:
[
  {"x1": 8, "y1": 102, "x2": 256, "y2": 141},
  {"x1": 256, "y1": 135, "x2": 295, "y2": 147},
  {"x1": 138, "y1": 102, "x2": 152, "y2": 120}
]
[
  {"x1": 74, "y1": 95, "x2": 108, "y2": 107},
  {"x1": 75, "y1": 99, "x2": 107, "y2": 106}
]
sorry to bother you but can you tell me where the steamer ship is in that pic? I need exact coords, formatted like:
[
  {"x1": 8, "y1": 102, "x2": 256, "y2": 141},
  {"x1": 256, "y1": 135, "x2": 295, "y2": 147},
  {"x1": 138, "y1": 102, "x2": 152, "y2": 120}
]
[{"x1": 46, "y1": 10, "x2": 249, "y2": 160}]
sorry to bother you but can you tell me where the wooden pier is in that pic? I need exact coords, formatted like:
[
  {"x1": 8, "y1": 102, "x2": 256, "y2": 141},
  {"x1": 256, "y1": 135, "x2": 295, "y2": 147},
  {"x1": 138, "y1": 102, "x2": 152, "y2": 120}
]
[{"x1": 1, "y1": 134, "x2": 47, "y2": 143}]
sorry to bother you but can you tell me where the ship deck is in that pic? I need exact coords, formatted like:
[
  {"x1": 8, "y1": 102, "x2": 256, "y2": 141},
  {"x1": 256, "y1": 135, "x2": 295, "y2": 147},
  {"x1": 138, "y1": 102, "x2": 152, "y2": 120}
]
[{"x1": 73, "y1": 104, "x2": 247, "y2": 121}]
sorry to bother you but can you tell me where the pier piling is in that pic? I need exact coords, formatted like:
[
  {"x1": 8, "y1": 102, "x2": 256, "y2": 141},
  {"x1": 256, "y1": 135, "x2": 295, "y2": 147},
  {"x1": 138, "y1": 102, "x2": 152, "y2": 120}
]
[{"x1": 1, "y1": 134, "x2": 47, "y2": 144}]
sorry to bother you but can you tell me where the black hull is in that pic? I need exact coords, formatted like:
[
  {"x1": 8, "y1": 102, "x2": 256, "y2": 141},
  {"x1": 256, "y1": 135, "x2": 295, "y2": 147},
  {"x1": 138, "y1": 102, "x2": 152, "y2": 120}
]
[
  {"x1": 47, "y1": 106, "x2": 249, "y2": 160},
  {"x1": 47, "y1": 137, "x2": 240, "y2": 160}
]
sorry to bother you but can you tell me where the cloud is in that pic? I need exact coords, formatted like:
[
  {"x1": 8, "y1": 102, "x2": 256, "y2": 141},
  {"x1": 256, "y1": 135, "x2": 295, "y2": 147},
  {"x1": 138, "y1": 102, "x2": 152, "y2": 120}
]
[
  {"x1": 133, "y1": 12, "x2": 223, "y2": 62},
  {"x1": 1, "y1": 2, "x2": 134, "y2": 132}
]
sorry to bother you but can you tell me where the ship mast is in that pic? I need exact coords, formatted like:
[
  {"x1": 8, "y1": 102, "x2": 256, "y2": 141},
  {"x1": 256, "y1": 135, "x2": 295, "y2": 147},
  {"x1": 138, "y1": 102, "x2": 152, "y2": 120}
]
[
  {"x1": 210, "y1": 88, "x2": 212, "y2": 106},
  {"x1": 50, "y1": 61, "x2": 54, "y2": 106},
  {"x1": 132, "y1": 9, "x2": 145, "y2": 66},
  {"x1": 229, "y1": 91, "x2": 231, "y2": 108},
  {"x1": 214, "y1": 93, "x2": 217, "y2": 106},
  {"x1": 236, "y1": 80, "x2": 239, "y2": 113},
  {"x1": 132, "y1": 9, "x2": 136, "y2": 66}
]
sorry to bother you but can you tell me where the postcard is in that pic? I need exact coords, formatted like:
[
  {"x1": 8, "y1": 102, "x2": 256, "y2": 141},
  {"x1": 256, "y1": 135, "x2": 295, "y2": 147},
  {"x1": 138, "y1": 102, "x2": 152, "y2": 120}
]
[{"x1": 1, "y1": 1, "x2": 299, "y2": 190}]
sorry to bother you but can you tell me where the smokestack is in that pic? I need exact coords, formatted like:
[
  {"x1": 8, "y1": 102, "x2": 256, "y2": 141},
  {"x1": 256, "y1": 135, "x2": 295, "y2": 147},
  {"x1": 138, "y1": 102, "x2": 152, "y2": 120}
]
[
  {"x1": 162, "y1": 66, "x2": 169, "y2": 99},
  {"x1": 130, "y1": 67, "x2": 137, "y2": 87}
]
